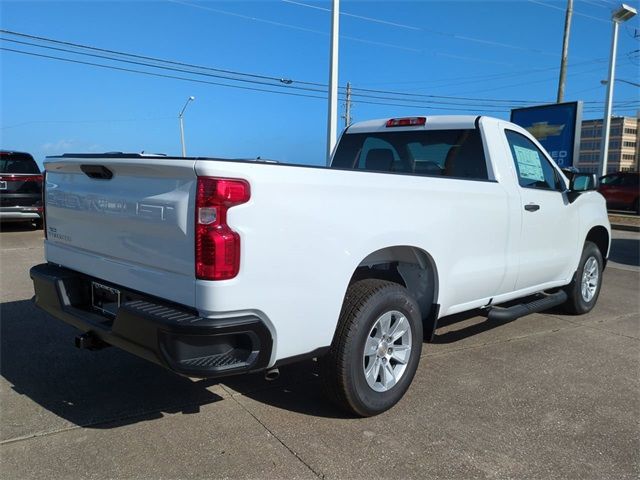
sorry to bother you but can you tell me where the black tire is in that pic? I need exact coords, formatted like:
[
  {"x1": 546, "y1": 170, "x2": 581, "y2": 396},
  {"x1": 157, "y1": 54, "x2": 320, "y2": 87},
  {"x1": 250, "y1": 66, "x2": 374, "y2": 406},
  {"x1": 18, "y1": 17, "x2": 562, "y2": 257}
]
[
  {"x1": 633, "y1": 198, "x2": 639, "y2": 215},
  {"x1": 563, "y1": 241, "x2": 604, "y2": 315},
  {"x1": 33, "y1": 219, "x2": 43, "y2": 230},
  {"x1": 320, "y1": 279, "x2": 423, "y2": 417}
]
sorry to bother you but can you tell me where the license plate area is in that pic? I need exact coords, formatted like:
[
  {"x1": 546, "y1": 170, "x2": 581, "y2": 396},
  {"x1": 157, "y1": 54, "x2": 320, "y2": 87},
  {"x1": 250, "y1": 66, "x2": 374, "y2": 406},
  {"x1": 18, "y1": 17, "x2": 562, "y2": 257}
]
[{"x1": 91, "y1": 281, "x2": 121, "y2": 318}]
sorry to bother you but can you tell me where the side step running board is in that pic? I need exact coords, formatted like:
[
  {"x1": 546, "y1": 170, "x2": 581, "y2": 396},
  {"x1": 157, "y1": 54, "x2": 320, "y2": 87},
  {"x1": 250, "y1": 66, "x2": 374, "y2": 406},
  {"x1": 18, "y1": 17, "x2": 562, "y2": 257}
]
[{"x1": 487, "y1": 290, "x2": 567, "y2": 323}]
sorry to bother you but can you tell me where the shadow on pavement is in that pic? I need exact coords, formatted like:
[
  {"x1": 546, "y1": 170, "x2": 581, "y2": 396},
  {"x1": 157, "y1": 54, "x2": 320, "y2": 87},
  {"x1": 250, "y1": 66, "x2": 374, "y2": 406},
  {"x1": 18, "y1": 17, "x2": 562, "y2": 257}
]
[
  {"x1": 2, "y1": 293, "x2": 563, "y2": 427},
  {"x1": 0, "y1": 221, "x2": 41, "y2": 232},
  {"x1": 431, "y1": 306, "x2": 537, "y2": 344},
  {"x1": 0, "y1": 298, "x2": 351, "y2": 429},
  {"x1": 431, "y1": 310, "x2": 495, "y2": 344},
  {"x1": 609, "y1": 238, "x2": 640, "y2": 267},
  {"x1": 1, "y1": 299, "x2": 224, "y2": 430}
]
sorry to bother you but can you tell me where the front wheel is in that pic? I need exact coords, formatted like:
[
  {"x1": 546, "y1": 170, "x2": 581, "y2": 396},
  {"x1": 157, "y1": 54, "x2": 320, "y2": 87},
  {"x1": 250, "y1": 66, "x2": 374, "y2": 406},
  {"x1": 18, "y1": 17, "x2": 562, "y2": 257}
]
[
  {"x1": 320, "y1": 279, "x2": 423, "y2": 417},
  {"x1": 563, "y1": 241, "x2": 604, "y2": 315}
]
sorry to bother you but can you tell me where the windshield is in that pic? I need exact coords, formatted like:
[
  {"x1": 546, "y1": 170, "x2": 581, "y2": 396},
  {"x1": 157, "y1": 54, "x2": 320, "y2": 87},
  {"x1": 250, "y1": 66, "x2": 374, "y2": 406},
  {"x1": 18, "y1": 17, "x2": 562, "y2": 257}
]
[{"x1": 331, "y1": 129, "x2": 488, "y2": 181}]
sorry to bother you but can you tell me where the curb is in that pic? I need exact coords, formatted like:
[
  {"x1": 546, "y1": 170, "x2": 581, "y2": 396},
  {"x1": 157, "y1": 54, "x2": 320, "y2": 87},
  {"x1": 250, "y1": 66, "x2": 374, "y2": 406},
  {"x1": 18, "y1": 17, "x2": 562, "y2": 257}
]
[{"x1": 611, "y1": 223, "x2": 640, "y2": 233}]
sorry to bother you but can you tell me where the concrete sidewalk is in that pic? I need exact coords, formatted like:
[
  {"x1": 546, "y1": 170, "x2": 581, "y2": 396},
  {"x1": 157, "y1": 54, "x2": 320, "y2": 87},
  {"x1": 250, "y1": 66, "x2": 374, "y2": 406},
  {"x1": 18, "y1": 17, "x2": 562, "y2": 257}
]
[{"x1": 1, "y1": 226, "x2": 638, "y2": 479}]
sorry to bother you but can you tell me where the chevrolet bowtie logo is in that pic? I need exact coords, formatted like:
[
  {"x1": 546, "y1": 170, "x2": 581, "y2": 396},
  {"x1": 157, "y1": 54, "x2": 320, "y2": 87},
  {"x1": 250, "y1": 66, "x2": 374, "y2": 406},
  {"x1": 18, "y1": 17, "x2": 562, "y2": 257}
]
[{"x1": 525, "y1": 122, "x2": 565, "y2": 141}]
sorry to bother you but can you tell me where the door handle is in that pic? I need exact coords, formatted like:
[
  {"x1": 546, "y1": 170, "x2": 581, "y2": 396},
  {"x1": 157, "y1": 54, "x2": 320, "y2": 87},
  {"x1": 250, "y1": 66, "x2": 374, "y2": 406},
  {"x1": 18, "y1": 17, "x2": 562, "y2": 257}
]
[
  {"x1": 524, "y1": 203, "x2": 540, "y2": 212},
  {"x1": 81, "y1": 165, "x2": 113, "y2": 180}
]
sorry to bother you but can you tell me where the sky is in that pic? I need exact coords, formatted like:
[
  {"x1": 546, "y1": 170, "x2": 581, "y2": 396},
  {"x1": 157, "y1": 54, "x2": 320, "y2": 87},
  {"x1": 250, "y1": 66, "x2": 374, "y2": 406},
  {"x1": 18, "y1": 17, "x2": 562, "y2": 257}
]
[{"x1": 1, "y1": 0, "x2": 639, "y2": 167}]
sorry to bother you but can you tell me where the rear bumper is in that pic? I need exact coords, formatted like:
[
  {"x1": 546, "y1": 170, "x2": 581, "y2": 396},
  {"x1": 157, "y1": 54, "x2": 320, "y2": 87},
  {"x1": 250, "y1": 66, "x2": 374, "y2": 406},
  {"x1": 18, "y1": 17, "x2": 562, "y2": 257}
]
[
  {"x1": 30, "y1": 263, "x2": 273, "y2": 378},
  {"x1": 0, "y1": 206, "x2": 42, "y2": 221}
]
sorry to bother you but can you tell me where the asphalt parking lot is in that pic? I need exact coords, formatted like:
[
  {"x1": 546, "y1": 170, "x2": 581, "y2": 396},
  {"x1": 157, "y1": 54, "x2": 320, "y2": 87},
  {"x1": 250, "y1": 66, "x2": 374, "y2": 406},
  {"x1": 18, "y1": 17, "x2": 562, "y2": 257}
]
[{"x1": 1, "y1": 225, "x2": 638, "y2": 479}]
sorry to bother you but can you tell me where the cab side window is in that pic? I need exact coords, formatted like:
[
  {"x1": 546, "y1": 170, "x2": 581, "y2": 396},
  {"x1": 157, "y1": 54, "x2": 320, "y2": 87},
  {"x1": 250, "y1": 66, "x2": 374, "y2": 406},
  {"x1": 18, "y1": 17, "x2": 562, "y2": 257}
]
[{"x1": 505, "y1": 130, "x2": 561, "y2": 191}]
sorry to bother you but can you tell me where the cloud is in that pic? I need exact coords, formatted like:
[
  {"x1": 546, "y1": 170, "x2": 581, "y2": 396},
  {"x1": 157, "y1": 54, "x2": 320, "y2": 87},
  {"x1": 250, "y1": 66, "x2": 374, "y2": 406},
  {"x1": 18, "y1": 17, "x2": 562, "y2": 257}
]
[
  {"x1": 41, "y1": 139, "x2": 76, "y2": 153},
  {"x1": 40, "y1": 140, "x2": 104, "y2": 154}
]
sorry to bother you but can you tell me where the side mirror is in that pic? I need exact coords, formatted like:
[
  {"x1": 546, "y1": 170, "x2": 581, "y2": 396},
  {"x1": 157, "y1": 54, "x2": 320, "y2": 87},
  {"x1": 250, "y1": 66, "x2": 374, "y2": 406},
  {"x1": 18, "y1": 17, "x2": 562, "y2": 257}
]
[
  {"x1": 570, "y1": 173, "x2": 598, "y2": 192},
  {"x1": 567, "y1": 173, "x2": 598, "y2": 203}
]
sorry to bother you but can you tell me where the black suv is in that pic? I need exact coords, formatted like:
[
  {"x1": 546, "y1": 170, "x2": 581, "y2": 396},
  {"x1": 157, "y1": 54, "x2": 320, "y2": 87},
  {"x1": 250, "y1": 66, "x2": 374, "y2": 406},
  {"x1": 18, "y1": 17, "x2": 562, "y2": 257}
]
[{"x1": 0, "y1": 151, "x2": 44, "y2": 228}]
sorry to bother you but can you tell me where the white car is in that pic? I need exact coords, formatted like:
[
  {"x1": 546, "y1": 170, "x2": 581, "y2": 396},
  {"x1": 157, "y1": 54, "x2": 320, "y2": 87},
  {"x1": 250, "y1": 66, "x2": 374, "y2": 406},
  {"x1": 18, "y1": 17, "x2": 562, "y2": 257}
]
[{"x1": 31, "y1": 115, "x2": 610, "y2": 416}]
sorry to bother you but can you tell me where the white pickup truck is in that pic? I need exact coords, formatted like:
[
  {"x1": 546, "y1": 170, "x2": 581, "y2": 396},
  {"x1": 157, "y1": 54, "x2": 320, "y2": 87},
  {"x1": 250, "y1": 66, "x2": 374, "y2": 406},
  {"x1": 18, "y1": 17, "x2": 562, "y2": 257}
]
[{"x1": 31, "y1": 115, "x2": 610, "y2": 416}]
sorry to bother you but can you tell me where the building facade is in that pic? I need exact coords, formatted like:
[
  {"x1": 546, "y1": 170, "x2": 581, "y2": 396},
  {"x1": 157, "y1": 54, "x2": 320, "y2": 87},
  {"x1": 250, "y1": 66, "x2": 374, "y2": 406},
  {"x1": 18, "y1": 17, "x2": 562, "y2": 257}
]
[{"x1": 576, "y1": 116, "x2": 639, "y2": 174}]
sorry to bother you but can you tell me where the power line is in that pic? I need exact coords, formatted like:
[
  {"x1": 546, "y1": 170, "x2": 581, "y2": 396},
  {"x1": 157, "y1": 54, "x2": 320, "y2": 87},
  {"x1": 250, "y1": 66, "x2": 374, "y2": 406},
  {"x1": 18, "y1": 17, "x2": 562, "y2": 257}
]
[
  {"x1": 354, "y1": 57, "x2": 609, "y2": 90},
  {"x1": 0, "y1": 37, "x2": 329, "y2": 95},
  {"x1": 2, "y1": 46, "x2": 636, "y2": 118},
  {"x1": 0, "y1": 46, "x2": 512, "y2": 111},
  {"x1": 0, "y1": 47, "x2": 527, "y2": 113},
  {"x1": 0, "y1": 47, "x2": 528, "y2": 111},
  {"x1": 281, "y1": 0, "x2": 420, "y2": 31},
  {"x1": 578, "y1": 0, "x2": 610, "y2": 9},
  {"x1": 0, "y1": 38, "x2": 519, "y2": 107},
  {"x1": 527, "y1": 0, "x2": 610, "y2": 23},
  {"x1": 3, "y1": 29, "x2": 528, "y2": 103},
  {"x1": 2, "y1": 30, "x2": 636, "y2": 110},
  {"x1": 0, "y1": 31, "x2": 553, "y2": 105},
  {"x1": 168, "y1": 0, "x2": 421, "y2": 53},
  {"x1": 281, "y1": 0, "x2": 562, "y2": 58},
  {"x1": 0, "y1": 28, "x2": 325, "y2": 87},
  {"x1": 0, "y1": 47, "x2": 328, "y2": 100},
  {"x1": 349, "y1": 72, "x2": 637, "y2": 105},
  {"x1": 452, "y1": 56, "x2": 636, "y2": 96}
]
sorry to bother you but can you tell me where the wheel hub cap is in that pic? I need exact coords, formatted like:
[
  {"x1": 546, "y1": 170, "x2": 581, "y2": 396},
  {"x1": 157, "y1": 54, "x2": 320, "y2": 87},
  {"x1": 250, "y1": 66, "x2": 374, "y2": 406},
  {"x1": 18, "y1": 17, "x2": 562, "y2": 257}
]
[
  {"x1": 581, "y1": 256, "x2": 599, "y2": 303},
  {"x1": 362, "y1": 310, "x2": 412, "y2": 393}
]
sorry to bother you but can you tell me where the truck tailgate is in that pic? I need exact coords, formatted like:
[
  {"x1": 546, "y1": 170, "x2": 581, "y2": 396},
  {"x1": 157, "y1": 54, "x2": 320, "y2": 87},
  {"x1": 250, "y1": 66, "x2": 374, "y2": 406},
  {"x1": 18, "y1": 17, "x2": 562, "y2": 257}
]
[{"x1": 44, "y1": 156, "x2": 197, "y2": 306}]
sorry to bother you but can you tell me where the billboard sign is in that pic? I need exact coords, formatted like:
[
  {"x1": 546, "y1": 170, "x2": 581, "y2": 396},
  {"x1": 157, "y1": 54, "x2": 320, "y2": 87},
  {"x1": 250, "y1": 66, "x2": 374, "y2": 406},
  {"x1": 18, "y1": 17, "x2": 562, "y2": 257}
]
[{"x1": 510, "y1": 101, "x2": 583, "y2": 168}]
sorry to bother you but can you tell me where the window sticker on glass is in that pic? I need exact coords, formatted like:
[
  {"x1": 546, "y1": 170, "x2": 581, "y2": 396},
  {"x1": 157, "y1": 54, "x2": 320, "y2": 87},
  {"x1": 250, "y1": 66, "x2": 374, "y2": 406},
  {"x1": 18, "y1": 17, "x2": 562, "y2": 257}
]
[{"x1": 513, "y1": 145, "x2": 545, "y2": 182}]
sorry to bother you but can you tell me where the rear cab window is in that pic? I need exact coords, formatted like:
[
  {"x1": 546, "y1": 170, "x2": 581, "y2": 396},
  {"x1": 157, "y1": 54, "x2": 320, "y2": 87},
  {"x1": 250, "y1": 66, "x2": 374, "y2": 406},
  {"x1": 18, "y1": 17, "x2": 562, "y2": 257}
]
[
  {"x1": 0, "y1": 152, "x2": 40, "y2": 174},
  {"x1": 331, "y1": 128, "x2": 489, "y2": 181}
]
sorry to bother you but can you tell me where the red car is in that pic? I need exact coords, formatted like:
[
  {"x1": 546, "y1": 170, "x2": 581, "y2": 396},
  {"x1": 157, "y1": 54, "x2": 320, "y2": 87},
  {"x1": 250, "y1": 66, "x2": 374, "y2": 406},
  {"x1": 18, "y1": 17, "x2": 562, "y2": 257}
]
[{"x1": 598, "y1": 172, "x2": 640, "y2": 214}]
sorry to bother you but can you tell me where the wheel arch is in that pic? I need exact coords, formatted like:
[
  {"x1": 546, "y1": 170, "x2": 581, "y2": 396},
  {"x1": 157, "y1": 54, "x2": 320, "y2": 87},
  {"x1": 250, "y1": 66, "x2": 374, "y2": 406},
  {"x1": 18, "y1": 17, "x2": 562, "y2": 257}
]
[
  {"x1": 348, "y1": 245, "x2": 440, "y2": 341},
  {"x1": 585, "y1": 225, "x2": 610, "y2": 269}
]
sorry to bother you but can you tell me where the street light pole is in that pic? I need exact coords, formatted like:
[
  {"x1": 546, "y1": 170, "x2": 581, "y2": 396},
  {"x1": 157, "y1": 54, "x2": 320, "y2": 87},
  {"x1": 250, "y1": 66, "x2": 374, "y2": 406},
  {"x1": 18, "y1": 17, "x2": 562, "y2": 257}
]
[
  {"x1": 179, "y1": 96, "x2": 195, "y2": 157},
  {"x1": 326, "y1": 0, "x2": 340, "y2": 166},
  {"x1": 599, "y1": 4, "x2": 636, "y2": 177}
]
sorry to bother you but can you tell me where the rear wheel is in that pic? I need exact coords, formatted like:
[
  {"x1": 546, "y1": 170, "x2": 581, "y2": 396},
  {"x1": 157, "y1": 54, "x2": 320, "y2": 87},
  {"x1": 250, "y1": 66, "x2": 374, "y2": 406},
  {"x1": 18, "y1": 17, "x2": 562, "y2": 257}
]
[
  {"x1": 320, "y1": 279, "x2": 423, "y2": 417},
  {"x1": 633, "y1": 198, "x2": 639, "y2": 215},
  {"x1": 563, "y1": 241, "x2": 603, "y2": 315}
]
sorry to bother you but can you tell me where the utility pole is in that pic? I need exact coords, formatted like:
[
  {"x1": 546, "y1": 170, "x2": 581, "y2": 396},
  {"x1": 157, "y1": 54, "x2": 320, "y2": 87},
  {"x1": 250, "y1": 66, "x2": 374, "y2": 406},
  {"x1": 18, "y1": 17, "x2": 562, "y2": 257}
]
[
  {"x1": 342, "y1": 81, "x2": 352, "y2": 129},
  {"x1": 326, "y1": 0, "x2": 340, "y2": 166},
  {"x1": 557, "y1": 0, "x2": 573, "y2": 103}
]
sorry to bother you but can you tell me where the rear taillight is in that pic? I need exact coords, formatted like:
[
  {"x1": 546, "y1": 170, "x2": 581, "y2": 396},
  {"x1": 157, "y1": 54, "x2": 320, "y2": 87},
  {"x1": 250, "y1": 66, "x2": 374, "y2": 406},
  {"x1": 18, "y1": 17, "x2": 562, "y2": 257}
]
[
  {"x1": 195, "y1": 177, "x2": 250, "y2": 281},
  {"x1": 0, "y1": 174, "x2": 42, "y2": 182}
]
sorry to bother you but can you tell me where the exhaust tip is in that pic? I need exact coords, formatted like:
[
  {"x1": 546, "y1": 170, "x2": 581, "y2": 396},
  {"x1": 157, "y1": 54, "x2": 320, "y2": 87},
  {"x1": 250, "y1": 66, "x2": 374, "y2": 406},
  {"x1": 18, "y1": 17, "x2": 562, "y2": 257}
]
[{"x1": 264, "y1": 368, "x2": 280, "y2": 381}]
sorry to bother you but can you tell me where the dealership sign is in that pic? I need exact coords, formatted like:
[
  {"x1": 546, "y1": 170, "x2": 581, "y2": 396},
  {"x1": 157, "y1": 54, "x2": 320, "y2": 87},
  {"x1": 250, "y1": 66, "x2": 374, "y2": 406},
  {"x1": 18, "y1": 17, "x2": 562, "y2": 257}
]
[{"x1": 510, "y1": 101, "x2": 583, "y2": 168}]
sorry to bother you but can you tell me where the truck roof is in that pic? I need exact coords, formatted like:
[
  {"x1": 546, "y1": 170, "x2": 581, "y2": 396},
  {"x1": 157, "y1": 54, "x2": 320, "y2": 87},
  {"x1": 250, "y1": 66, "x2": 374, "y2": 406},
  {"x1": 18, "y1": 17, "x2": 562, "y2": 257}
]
[{"x1": 346, "y1": 115, "x2": 484, "y2": 134}]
